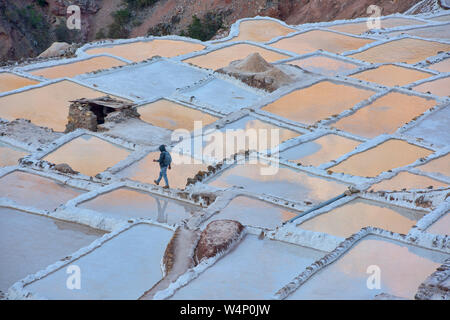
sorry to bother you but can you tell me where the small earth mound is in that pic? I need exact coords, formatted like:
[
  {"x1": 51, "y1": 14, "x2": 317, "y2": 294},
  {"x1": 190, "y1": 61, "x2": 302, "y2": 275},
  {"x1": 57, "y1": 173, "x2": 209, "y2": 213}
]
[
  {"x1": 194, "y1": 220, "x2": 244, "y2": 264},
  {"x1": 216, "y1": 52, "x2": 294, "y2": 92}
]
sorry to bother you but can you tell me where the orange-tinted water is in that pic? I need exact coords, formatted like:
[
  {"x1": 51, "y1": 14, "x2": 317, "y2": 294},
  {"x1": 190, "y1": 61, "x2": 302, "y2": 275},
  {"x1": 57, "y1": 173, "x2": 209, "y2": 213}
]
[
  {"x1": 370, "y1": 171, "x2": 447, "y2": 192},
  {"x1": 413, "y1": 77, "x2": 450, "y2": 97},
  {"x1": 426, "y1": 212, "x2": 449, "y2": 236},
  {"x1": 288, "y1": 56, "x2": 359, "y2": 76},
  {"x1": 428, "y1": 58, "x2": 450, "y2": 73},
  {"x1": 329, "y1": 18, "x2": 425, "y2": 35},
  {"x1": 416, "y1": 154, "x2": 450, "y2": 177},
  {"x1": 350, "y1": 65, "x2": 433, "y2": 87},
  {"x1": 0, "y1": 142, "x2": 28, "y2": 167},
  {"x1": 227, "y1": 20, "x2": 295, "y2": 42},
  {"x1": 85, "y1": 39, "x2": 205, "y2": 62},
  {"x1": 330, "y1": 139, "x2": 433, "y2": 177},
  {"x1": 0, "y1": 73, "x2": 38, "y2": 92},
  {"x1": 333, "y1": 92, "x2": 437, "y2": 138},
  {"x1": 262, "y1": 81, "x2": 375, "y2": 124}
]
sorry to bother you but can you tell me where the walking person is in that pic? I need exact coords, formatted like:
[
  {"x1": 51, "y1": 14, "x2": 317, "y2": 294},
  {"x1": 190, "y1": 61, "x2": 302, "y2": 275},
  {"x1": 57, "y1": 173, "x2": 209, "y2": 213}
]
[{"x1": 153, "y1": 145, "x2": 172, "y2": 189}]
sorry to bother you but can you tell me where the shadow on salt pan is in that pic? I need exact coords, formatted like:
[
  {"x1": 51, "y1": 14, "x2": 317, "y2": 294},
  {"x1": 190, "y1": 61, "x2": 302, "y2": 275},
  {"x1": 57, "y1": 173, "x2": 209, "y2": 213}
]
[
  {"x1": 179, "y1": 78, "x2": 263, "y2": 114},
  {"x1": 170, "y1": 234, "x2": 326, "y2": 300},
  {"x1": 77, "y1": 59, "x2": 209, "y2": 101},
  {"x1": 0, "y1": 171, "x2": 84, "y2": 211},
  {"x1": 286, "y1": 236, "x2": 447, "y2": 300},
  {"x1": 24, "y1": 223, "x2": 173, "y2": 299},
  {"x1": 78, "y1": 187, "x2": 201, "y2": 224},
  {"x1": 297, "y1": 198, "x2": 427, "y2": 238},
  {"x1": 425, "y1": 212, "x2": 450, "y2": 236},
  {"x1": 388, "y1": 24, "x2": 450, "y2": 40},
  {"x1": 0, "y1": 207, "x2": 105, "y2": 292},
  {"x1": 202, "y1": 196, "x2": 298, "y2": 229}
]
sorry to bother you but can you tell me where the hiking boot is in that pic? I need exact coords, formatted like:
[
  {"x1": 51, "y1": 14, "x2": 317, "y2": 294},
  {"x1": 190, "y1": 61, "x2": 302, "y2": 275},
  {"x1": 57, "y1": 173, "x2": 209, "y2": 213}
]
[
  {"x1": 154, "y1": 180, "x2": 159, "y2": 185},
  {"x1": 163, "y1": 185, "x2": 170, "y2": 189}
]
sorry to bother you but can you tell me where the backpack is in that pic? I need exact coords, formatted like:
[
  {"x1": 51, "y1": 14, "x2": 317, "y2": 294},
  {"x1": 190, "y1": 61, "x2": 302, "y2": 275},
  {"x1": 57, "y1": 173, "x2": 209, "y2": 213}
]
[{"x1": 162, "y1": 151, "x2": 172, "y2": 167}]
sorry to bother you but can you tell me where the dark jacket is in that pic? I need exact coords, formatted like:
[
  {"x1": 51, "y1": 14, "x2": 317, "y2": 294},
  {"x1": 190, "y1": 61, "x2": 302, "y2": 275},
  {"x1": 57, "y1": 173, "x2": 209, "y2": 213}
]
[{"x1": 157, "y1": 145, "x2": 171, "y2": 168}]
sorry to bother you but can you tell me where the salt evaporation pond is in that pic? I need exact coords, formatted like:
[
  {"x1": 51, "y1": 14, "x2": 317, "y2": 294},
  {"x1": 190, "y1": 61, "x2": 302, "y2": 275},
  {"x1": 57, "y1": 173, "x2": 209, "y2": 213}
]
[
  {"x1": 370, "y1": 171, "x2": 447, "y2": 192},
  {"x1": 43, "y1": 135, "x2": 131, "y2": 177},
  {"x1": 329, "y1": 17, "x2": 424, "y2": 35},
  {"x1": 0, "y1": 207, "x2": 105, "y2": 292},
  {"x1": 388, "y1": 24, "x2": 450, "y2": 40},
  {"x1": 227, "y1": 19, "x2": 295, "y2": 42},
  {"x1": 79, "y1": 187, "x2": 200, "y2": 224},
  {"x1": 24, "y1": 223, "x2": 173, "y2": 299},
  {"x1": 0, "y1": 142, "x2": 28, "y2": 167},
  {"x1": 297, "y1": 199, "x2": 426, "y2": 238},
  {"x1": 287, "y1": 56, "x2": 359, "y2": 76},
  {"x1": 171, "y1": 234, "x2": 326, "y2": 300},
  {"x1": 405, "y1": 106, "x2": 450, "y2": 147},
  {"x1": 0, "y1": 72, "x2": 38, "y2": 92},
  {"x1": 416, "y1": 154, "x2": 450, "y2": 177},
  {"x1": 0, "y1": 171, "x2": 84, "y2": 211},
  {"x1": 426, "y1": 212, "x2": 450, "y2": 236},
  {"x1": 202, "y1": 196, "x2": 298, "y2": 229},
  {"x1": 428, "y1": 58, "x2": 450, "y2": 73},
  {"x1": 413, "y1": 76, "x2": 450, "y2": 97},
  {"x1": 208, "y1": 161, "x2": 349, "y2": 203},
  {"x1": 350, "y1": 65, "x2": 433, "y2": 87},
  {"x1": 287, "y1": 236, "x2": 448, "y2": 300}
]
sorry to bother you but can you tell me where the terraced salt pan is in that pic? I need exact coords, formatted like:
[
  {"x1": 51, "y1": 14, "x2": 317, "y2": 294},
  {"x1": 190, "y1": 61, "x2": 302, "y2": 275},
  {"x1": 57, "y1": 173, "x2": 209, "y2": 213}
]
[
  {"x1": 426, "y1": 212, "x2": 450, "y2": 236},
  {"x1": 287, "y1": 236, "x2": 447, "y2": 300},
  {"x1": 329, "y1": 139, "x2": 433, "y2": 177},
  {"x1": 0, "y1": 207, "x2": 105, "y2": 292},
  {"x1": 328, "y1": 17, "x2": 425, "y2": 35},
  {"x1": 370, "y1": 171, "x2": 447, "y2": 192},
  {"x1": 416, "y1": 154, "x2": 450, "y2": 177},
  {"x1": 208, "y1": 161, "x2": 349, "y2": 203},
  {"x1": 43, "y1": 135, "x2": 131, "y2": 177},
  {"x1": 116, "y1": 152, "x2": 208, "y2": 189},
  {"x1": 287, "y1": 56, "x2": 359, "y2": 76},
  {"x1": 388, "y1": 24, "x2": 450, "y2": 40},
  {"x1": 428, "y1": 58, "x2": 450, "y2": 73},
  {"x1": 349, "y1": 38, "x2": 450, "y2": 64},
  {"x1": 430, "y1": 14, "x2": 450, "y2": 22},
  {"x1": 179, "y1": 78, "x2": 262, "y2": 114},
  {"x1": 350, "y1": 65, "x2": 433, "y2": 87},
  {"x1": 29, "y1": 56, "x2": 127, "y2": 79},
  {"x1": 333, "y1": 92, "x2": 437, "y2": 138},
  {"x1": 0, "y1": 142, "x2": 28, "y2": 167},
  {"x1": 85, "y1": 39, "x2": 205, "y2": 62},
  {"x1": 0, "y1": 171, "x2": 83, "y2": 211},
  {"x1": 24, "y1": 224, "x2": 173, "y2": 299},
  {"x1": 269, "y1": 30, "x2": 373, "y2": 55},
  {"x1": 79, "y1": 187, "x2": 200, "y2": 224},
  {"x1": 203, "y1": 196, "x2": 298, "y2": 229},
  {"x1": 297, "y1": 199, "x2": 426, "y2": 238},
  {"x1": 171, "y1": 234, "x2": 325, "y2": 300},
  {"x1": 0, "y1": 80, "x2": 107, "y2": 132},
  {"x1": 280, "y1": 134, "x2": 360, "y2": 166},
  {"x1": 226, "y1": 20, "x2": 295, "y2": 42},
  {"x1": 138, "y1": 99, "x2": 218, "y2": 131},
  {"x1": 405, "y1": 105, "x2": 450, "y2": 146},
  {"x1": 413, "y1": 76, "x2": 450, "y2": 97},
  {"x1": 0, "y1": 72, "x2": 38, "y2": 92},
  {"x1": 262, "y1": 81, "x2": 375, "y2": 125},
  {"x1": 183, "y1": 43, "x2": 289, "y2": 70},
  {"x1": 78, "y1": 59, "x2": 208, "y2": 101}
]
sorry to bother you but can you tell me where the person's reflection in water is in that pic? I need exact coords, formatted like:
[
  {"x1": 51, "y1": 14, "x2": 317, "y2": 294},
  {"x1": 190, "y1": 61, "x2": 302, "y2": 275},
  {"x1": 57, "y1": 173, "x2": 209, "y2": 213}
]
[{"x1": 156, "y1": 197, "x2": 168, "y2": 223}]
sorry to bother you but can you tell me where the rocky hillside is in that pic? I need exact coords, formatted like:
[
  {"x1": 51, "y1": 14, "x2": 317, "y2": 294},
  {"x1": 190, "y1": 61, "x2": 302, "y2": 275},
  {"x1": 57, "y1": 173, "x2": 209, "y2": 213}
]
[{"x1": 0, "y1": 0, "x2": 441, "y2": 63}]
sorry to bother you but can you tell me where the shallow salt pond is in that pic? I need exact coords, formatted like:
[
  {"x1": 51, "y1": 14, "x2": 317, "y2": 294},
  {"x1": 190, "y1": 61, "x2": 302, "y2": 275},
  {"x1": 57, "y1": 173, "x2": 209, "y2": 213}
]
[
  {"x1": 262, "y1": 81, "x2": 375, "y2": 125},
  {"x1": 388, "y1": 24, "x2": 450, "y2": 40},
  {"x1": 428, "y1": 58, "x2": 450, "y2": 73},
  {"x1": 0, "y1": 171, "x2": 84, "y2": 211},
  {"x1": 332, "y1": 92, "x2": 437, "y2": 138},
  {"x1": 280, "y1": 134, "x2": 360, "y2": 166},
  {"x1": 226, "y1": 19, "x2": 295, "y2": 42},
  {"x1": 0, "y1": 207, "x2": 105, "y2": 292},
  {"x1": 416, "y1": 154, "x2": 450, "y2": 177},
  {"x1": 0, "y1": 72, "x2": 38, "y2": 93},
  {"x1": 137, "y1": 99, "x2": 218, "y2": 131},
  {"x1": 208, "y1": 161, "x2": 349, "y2": 203},
  {"x1": 425, "y1": 212, "x2": 450, "y2": 236},
  {"x1": 329, "y1": 139, "x2": 433, "y2": 177},
  {"x1": 0, "y1": 80, "x2": 108, "y2": 132},
  {"x1": 183, "y1": 43, "x2": 289, "y2": 70},
  {"x1": 287, "y1": 236, "x2": 447, "y2": 299},
  {"x1": 269, "y1": 30, "x2": 373, "y2": 55},
  {"x1": 430, "y1": 14, "x2": 450, "y2": 22},
  {"x1": 328, "y1": 17, "x2": 425, "y2": 35},
  {"x1": 43, "y1": 135, "x2": 131, "y2": 177},
  {"x1": 24, "y1": 223, "x2": 173, "y2": 299},
  {"x1": 116, "y1": 152, "x2": 208, "y2": 189},
  {"x1": 79, "y1": 187, "x2": 200, "y2": 224},
  {"x1": 202, "y1": 196, "x2": 298, "y2": 229},
  {"x1": 350, "y1": 65, "x2": 433, "y2": 87},
  {"x1": 85, "y1": 39, "x2": 205, "y2": 62},
  {"x1": 370, "y1": 171, "x2": 447, "y2": 192},
  {"x1": 413, "y1": 76, "x2": 450, "y2": 97},
  {"x1": 349, "y1": 38, "x2": 450, "y2": 64},
  {"x1": 171, "y1": 234, "x2": 326, "y2": 300},
  {"x1": 0, "y1": 142, "x2": 28, "y2": 167},
  {"x1": 297, "y1": 199, "x2": 426, "y2": 238},
  {"x1": 29, "y1": 56, "x2": 127, "y2": 79},
  {"x1": 287, "y1": 56, "x2": 359, "y2": 76}
]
